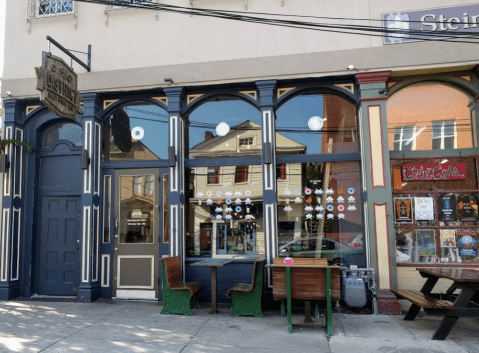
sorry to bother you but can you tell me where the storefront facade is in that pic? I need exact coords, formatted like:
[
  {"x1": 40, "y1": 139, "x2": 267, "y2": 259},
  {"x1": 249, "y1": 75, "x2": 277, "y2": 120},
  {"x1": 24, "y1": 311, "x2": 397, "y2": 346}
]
[{"x1": 2, "y1": 1, "x2": 479, "y2": 313}]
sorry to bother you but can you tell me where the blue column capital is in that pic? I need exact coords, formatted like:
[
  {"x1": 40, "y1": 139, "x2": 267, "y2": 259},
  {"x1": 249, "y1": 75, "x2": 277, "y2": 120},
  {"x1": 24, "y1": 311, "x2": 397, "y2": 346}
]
[
  {"x1": 256, "y1": 80, "x2": 277, "y2": 108},
  {"x1": 164, "y1": 86, "x2": 186, "y2": 114},
  {"x1": 3, "y1": 99, "x2": 24, "y2": 123}
]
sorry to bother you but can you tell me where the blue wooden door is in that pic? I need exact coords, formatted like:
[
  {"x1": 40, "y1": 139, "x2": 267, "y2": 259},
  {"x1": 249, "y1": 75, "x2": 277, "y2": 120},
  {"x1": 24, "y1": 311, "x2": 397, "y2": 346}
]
[{"x1": 38, "y1": 196, "x2": 81, "y2": 295}]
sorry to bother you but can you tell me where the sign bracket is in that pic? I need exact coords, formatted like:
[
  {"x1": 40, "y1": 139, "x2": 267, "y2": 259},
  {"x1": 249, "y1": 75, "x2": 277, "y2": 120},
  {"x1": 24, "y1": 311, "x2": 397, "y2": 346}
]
[{"x1": 46, "y1": 35, "x2": 91, "y2": 72}]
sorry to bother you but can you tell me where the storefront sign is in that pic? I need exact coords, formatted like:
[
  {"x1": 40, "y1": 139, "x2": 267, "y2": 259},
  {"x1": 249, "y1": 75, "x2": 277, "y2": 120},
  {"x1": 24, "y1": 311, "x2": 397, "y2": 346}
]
[
  {"x1": 414, "y1": 197, "x2": 434, "y2": 221},
  {"x1": 402, "y1": 163, "x2": 466, "y2": 181},
  {"x1": 35, "y1": 51, "x2": 82, "y2": 119},
  {"x1": 437, "y1": 195, "x2": 457, "y2": 221},
  {"x1": 394, "y1": 197, "x2": 412, "y2": 223},
  {"x1": 383, "y1": 3, "x2": 479, "y2": 44}
]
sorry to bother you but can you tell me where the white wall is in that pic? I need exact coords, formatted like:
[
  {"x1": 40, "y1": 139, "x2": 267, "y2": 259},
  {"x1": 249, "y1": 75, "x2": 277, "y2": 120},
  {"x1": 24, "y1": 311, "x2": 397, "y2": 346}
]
[{"x1": 3, "y1": 0, "x2": 479, "y2": 96}]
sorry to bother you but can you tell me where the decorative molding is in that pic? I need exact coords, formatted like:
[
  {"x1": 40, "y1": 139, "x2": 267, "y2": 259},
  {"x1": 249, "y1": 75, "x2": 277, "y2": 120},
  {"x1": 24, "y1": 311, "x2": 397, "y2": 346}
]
[
  {"x1": 360, "y1": 97, "x2": 388, "y2": 102},
  {"x1": 239, "y1": 91, "x2": 257, "y2": 100},
  {"x1": 101, "y1": 254, "x2": 110, "y2": 288},
  {"x1": 3, "y1": 127, "x2": 12, "y2": 197},
  {"x1": 367, "y1": 105, "x2": 386, "y2": 190},
  {"x1": 277, "y1": 87, "x2": 295, "y2": 99},
  {"x1": 13, "y1": 128, "x2": 24, "y2": 199},
  {"x1": 117, "y1": 255, "x2": 154, "y2": 289},
  {"x1": 82, "y1": 206, "x2": 91, "y2": 283},
  {"x1": 334, "y1": 83, "x2": 355, "y2": 94},
  {"x1": 93, "y1": 205, "x2": 100, "y2": 282},
  {"x1": 11, "y1": 208, "x2": 21, "y2": 281},
  {"x1": 356, "y1": 71, "x2": 391, "y2": 84},
  {"x1": 387, "y1": 80, "x2": 403, "y2": 89},
  {"x1": 1, "y1": 208, "x2": 10, "y2": 281},
  {"x1": 152, "y1": 97, "x2": 168, "y2": 106},
  {"x1": 454, "y1": 75, "x2": 473, "y2": 83},
  {"x1": 373, "y1": 202, "x2": 391, "y2": 291},
  {"x1": 187, "y1": 94, "x2": 204, "y2": 105},
  {"x1": 103, "y1": 99, "x2": 119, "y2": 110},
  {"x1": 26, "y1": 105, "x2": 41, "y2": 115},
  {"x1": 83, "y1": 121, "x2": 92, "y2": 194}
]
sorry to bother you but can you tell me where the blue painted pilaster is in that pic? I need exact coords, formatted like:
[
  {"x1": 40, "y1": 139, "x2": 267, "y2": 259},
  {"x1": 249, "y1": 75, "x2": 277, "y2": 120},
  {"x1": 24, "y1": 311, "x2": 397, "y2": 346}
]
[
  {"x1": 0, "y1": 99, "x2": 26, "y2": 300},
  {"x1": 164, "y1": 87, "x2": 186, "y2": 271},
  {"x1": 78, "y1": 92, "x2": 102, "y2": 302},
  {"x1": 256, "y1": 80, "x2": 277, "y2": 288}
]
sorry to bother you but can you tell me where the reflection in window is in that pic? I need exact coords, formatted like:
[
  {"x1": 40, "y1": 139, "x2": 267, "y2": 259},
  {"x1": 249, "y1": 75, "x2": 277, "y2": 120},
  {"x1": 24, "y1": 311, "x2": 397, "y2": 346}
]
[
  {"x1": 235, "y1": 166, "x2": 249, "y2": 183},
  {"x1": 276, "y1": 161, "x2": 365, "y2": 267},
  {"x1": 133, "y1": 177, "x2": 143, "y2": 195},
  {"x1": 186, "y1": 167, "x2": 264, "y2": 257},
  {"x1": 188, "y1": 97, "x2": 262, "y2": 159},
  {"x1": 103, "y1": 103, "x2": 168, "y2": 161},
  {"x1": 393, "y1": 125, "x2": 415, "y2": 151},
  {"x1": 119, "y1": 175, "x2": 154, "y2": 244},
  {"x1": 388, "y1": 82, "x2": 473, "y2": 151},
  {"x1": 432, "y1": 120, "x2": 456, "y2": 150},
  {"x1": 42, "y1": 122, "x2": 83, "y2": 148},
  {"x1": 392, "y1": 157, "x2": 479, "y2": 264},
  {"x1": 277, "y1": 164, "x2": 287, "y2": 180},
  {"x1": 207, "y1": 167, "x2": 220, "y2": 185},
  {"x1": 275, "y1": 94, "x2": 358, "y2": 155},
  {"x1": 145, "y1": 175, "x2": 154, "y2": 195}
]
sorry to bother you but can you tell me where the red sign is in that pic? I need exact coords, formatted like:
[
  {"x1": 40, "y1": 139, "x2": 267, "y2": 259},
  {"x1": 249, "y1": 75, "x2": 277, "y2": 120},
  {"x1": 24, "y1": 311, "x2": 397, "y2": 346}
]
[{"x1": 402, "y1": 163, "x2": 466, "y2": 181}]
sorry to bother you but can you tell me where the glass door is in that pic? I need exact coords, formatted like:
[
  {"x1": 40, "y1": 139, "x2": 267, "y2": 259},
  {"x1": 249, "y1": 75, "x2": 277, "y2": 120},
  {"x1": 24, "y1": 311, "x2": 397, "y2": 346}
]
[{"x1": 113, "y1": 169, "x2": 160, "y2": 299}]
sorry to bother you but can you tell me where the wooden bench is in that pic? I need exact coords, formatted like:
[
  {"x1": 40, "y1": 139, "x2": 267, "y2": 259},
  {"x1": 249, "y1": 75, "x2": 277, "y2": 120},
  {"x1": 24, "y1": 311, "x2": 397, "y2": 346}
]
[
  {"x1": 160, "y1": 256, "x2": 203, "y2": 316},
  {"x1": 226, "y1": 258, "x2": 265, "y2": 317},
  {"x1": 392, "y1": 289, "x2": 453, "y2": 317}
]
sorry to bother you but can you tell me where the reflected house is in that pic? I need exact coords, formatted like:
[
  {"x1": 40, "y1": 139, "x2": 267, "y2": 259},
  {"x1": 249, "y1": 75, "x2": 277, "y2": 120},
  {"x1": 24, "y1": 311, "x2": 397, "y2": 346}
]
[
  {"x1": 118, "y1": 176, "x2": 155, "y2": 243},
  {"x1": 187, "y1": 120, "x2": 306, "y2": 257}
]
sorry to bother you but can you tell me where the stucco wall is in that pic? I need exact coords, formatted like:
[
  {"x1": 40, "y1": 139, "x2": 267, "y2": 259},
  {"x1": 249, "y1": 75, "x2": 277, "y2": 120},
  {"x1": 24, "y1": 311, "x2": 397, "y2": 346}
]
[{"x1": 3, "y1": 1, "x2": 479, "y2": 96}]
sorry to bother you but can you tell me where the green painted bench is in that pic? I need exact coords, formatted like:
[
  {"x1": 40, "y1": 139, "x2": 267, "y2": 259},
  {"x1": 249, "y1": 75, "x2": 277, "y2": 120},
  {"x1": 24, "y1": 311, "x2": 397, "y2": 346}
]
[
  {"x1": 160, "y1": 256, "x2": 204, "y2": 316},
  {"x1": 226, "y1": 258, "x2": 265, "y2": 317}
]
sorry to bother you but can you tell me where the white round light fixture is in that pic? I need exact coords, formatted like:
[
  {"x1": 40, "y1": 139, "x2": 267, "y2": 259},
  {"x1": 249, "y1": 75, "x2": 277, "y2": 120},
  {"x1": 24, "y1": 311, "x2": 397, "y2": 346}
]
[
  {"x1": 308, "y1": 116, "x2": 327, "y2": 131},
  {"x1": 131, "y1": 126, "x2": 145, "y2": 140},
  {"x1": 216, "y1": 122, "x2": 230, "y2": 136}
]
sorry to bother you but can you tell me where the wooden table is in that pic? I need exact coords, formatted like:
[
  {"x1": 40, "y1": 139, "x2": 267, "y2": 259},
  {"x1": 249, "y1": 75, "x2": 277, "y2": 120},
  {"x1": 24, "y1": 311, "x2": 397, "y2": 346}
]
[
  {"x1": 190, "y1": 259, "x2": 233, "y2": 314},
  {"x1": 267, "y1": 263, "x2": 339, "y2": 336},
  {"x1": 404, "y1": 268, "x2": 479, "y2": 340}
]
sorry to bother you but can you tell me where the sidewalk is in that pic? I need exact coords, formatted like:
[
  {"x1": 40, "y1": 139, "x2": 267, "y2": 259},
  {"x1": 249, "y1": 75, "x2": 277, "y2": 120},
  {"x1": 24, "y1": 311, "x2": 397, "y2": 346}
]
[{"x1": 0, "y1": 300, "x2": 478, "y2": 353}]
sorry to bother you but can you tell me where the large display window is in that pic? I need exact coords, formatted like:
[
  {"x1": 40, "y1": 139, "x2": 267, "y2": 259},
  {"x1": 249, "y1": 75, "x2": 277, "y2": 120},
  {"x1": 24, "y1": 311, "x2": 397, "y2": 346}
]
[
  {"x1": 392, "y1": 157, "x2": 479, "y2": 264},
  {"x1": 276, "y1": 161, "x2": 365, "y2": 267},
  {"x1": 387, "y1": 82, "x2": 473, "y2": 152}
]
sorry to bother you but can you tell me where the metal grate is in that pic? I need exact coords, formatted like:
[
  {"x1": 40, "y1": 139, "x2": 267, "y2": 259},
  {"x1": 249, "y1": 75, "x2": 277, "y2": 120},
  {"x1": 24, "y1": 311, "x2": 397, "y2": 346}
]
[{"x1": 27, "y1": 0, "x2": 74, "y2": 18}]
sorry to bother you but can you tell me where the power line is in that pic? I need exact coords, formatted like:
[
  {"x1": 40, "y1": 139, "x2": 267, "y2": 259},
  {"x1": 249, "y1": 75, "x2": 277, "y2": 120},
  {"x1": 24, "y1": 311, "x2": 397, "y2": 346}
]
[{"x1": 73, "y1": 0, "x2": 479, "y2": 44}]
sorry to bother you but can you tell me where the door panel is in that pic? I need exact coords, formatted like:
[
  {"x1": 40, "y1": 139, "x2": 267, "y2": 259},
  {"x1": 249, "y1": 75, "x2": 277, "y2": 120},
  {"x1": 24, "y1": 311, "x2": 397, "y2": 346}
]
[
  {"x1": 113, "y1": 169, "x2": 160, "y2": 299},
  {"x1": 39, "y1": 196, "x2": 81, "y2": 295}
]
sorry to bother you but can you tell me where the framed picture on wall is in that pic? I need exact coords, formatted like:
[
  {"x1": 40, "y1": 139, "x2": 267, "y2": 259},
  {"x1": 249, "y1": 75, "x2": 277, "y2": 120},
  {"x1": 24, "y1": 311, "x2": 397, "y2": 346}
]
[
  {"x1": 414, "y1": 197, "x2": 434, "y2": 221},
  {"x1": 416, "y1": 229, "x2": 436, "y2": 256},
  {"x1": 437, "y1": 195, "x2": 457, "y2": 222},
  {"x1": 457, "y1": 230, "x2": 478, "y2": 257},
  {"x1": 394, "y1": 197, "x2": 413, "y2": 223},
  {"x1": 458, "y1": 195, "x2": 478, "y2": 222}
]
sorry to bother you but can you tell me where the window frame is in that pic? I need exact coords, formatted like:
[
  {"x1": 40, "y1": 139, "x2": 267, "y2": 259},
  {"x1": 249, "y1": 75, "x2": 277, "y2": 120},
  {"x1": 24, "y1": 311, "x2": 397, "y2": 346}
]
[
  {"x1": 30, "y1": 0, "x2": 74, "y2": 18},
  {"x1": 432, "y1": 120, "x2": 457, "y2": 150},
  {"x1": 393, "y1": 125, "x2": 416, "y2": 151},
  {"x1": 234, "y1": 165, "x2": 250, "y2": 184}
]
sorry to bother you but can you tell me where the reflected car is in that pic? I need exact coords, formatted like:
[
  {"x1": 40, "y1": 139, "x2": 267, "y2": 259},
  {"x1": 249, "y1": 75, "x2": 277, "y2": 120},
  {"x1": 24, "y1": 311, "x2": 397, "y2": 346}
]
[{"x1": 278, "y1": 237, "x2": 364, "y2": 267}]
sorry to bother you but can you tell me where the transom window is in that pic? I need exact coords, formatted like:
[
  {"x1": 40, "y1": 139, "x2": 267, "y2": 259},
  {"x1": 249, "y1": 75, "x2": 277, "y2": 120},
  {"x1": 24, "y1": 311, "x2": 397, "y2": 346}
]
[
  {"x1": 393, "y1": 125, "x2": 415, "y2": 151},
  {"x1": 42, "y1": 122, "x2": 83, "y2": 148},
  {"x1": 432, "y1": 120, "x2": 456, "y2": 150}
]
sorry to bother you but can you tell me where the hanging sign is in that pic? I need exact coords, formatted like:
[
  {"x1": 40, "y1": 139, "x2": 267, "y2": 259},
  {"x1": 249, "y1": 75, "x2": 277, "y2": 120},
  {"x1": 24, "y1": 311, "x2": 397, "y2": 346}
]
[
  {"x1": 402, "y1": 163, "x2": 466, "y2": 181},
  {"x1": 35, "y1": 51, "x2": 82, "y2": 119}
]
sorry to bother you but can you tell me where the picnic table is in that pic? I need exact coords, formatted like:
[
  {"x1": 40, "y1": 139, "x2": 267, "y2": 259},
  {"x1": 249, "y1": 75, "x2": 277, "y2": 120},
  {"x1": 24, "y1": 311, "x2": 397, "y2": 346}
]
[{"x1": 393, "y1": 267, "x2": 479, "y2": 340}]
